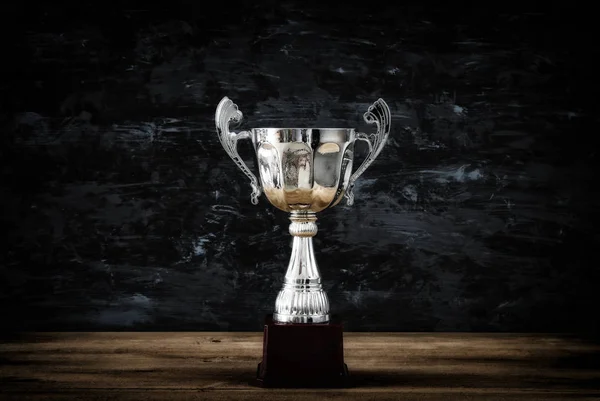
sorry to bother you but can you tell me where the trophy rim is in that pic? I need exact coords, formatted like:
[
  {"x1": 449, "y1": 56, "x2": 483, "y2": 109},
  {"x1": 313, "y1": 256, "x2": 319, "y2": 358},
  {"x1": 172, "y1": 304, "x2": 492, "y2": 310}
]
[{"x1": 251, "y1": 127, "x2": 356, "y2": 131}]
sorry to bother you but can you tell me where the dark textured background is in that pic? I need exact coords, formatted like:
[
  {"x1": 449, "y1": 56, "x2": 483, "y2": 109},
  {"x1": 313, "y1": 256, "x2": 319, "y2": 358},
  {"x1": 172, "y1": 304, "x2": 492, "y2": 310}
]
[{"x1": 1, "y1": 2, "x2": 598, "y2": 332}]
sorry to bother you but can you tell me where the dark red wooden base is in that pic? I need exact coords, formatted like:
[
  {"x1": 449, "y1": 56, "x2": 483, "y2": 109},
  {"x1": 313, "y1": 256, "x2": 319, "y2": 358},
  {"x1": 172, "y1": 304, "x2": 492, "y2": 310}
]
[{"x1": 255, "y1": 314, "x2": 349, "y2": 388}]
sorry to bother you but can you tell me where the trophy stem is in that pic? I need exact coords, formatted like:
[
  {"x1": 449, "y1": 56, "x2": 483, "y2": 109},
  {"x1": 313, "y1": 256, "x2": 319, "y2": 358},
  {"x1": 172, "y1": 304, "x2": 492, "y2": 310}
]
[{"x1": 273, "y1": 211, "x2": 330, "y2": 324}]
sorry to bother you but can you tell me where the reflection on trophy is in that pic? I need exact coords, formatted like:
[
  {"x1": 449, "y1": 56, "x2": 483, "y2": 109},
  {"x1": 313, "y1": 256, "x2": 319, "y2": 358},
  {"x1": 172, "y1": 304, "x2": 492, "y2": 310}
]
[{"x1": 215, "y1": 96, "x2": 391, "y2": 387}]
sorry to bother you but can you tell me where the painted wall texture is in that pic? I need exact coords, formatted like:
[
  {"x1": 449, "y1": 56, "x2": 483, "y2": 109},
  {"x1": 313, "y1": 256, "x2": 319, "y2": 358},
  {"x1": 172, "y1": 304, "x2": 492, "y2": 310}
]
[{"x1": 1, "y1": 3, "x2": 597, "y2": 332}]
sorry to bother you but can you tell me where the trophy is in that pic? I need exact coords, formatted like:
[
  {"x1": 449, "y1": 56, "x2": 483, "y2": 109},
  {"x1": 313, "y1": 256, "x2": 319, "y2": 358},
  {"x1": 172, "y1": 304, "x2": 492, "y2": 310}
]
[{"x1": 215, "y1": 96, "x2": 391, "y2": 387}]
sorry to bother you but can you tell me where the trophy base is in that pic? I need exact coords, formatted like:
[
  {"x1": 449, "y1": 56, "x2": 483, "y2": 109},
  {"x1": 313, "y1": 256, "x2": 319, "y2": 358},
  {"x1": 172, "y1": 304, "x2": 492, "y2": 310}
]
[{"x1": 255, "y1": 314, "x2": 349, "y2": 388}]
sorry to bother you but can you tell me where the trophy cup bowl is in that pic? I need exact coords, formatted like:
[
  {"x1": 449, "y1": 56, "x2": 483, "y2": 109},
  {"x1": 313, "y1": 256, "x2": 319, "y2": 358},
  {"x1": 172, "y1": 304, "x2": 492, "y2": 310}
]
[
  {"x1": 215, "y1": 96, "x2": 391, "y2": 386},
  {"x1": 254, "y1": 127, "x2": 355, "y2": 214}
]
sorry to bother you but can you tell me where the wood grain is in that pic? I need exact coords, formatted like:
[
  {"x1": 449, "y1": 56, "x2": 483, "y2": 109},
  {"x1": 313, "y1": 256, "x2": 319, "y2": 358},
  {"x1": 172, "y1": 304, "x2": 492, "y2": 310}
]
[{"x1": 1, "y1": 333, "x2": 599, "y2": 400}]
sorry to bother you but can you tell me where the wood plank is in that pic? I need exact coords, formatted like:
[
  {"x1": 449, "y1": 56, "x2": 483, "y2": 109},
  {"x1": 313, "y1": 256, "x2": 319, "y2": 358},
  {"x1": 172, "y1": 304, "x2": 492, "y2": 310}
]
[{"x1": 1, "y1": 333, "x2": 599, "y2": 400}]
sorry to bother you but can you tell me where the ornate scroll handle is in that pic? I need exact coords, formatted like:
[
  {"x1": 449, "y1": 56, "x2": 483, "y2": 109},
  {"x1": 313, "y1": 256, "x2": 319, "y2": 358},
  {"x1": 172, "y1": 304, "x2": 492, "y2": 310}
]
[
  {"x1": 345, "y1": 98, "x2": 391, "y2": 206},
  {"x1": 215, "y1": 97, "x2": 262, "y2": 205}
]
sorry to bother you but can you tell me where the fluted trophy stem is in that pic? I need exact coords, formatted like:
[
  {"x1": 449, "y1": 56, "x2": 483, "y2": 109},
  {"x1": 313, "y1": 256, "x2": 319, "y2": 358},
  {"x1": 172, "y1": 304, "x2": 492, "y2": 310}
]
[{"x1": 273, "y1": 211, "x2": 330, "y2": 324}]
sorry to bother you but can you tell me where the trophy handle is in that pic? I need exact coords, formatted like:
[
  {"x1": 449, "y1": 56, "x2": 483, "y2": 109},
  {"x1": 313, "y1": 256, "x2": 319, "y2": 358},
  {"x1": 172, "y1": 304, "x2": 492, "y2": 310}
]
[
  {"x1": 345, "y1": 98, "x2": 391, "y2": 206},
  {"x1": 215, "y1": 96, "x2": 262, "y2": 205}
]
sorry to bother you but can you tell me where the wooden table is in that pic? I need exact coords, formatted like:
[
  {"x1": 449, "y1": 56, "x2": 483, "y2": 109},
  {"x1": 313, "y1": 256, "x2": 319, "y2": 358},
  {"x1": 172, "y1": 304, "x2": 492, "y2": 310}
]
[{"x1": 1, "y1": 333, "x2": 599, "y2": 400}]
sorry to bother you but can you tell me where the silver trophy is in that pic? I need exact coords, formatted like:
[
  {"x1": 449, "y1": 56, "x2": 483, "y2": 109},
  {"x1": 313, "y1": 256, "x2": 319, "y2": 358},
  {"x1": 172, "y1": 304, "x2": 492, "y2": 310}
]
[{"x1": 216, "y1": 96, "x2": 391, "y2": 324}]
